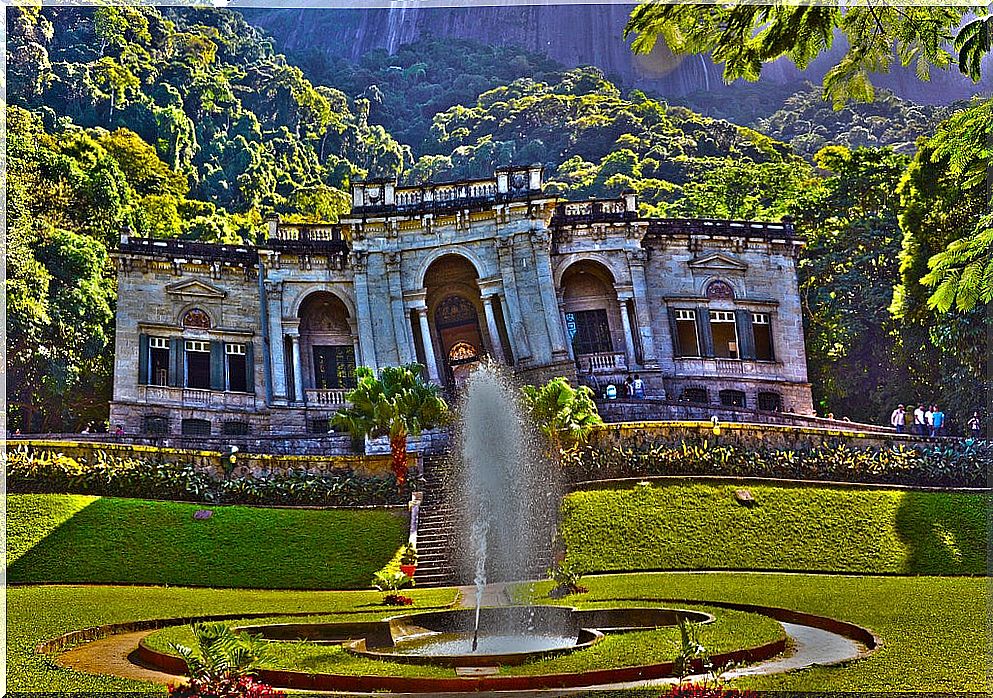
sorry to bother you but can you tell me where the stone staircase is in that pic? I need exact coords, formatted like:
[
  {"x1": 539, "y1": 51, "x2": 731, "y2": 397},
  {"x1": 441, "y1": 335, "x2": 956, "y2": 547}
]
[
  {"x1": 412, "y1": 453, "x2": 556, "y2": 589},
  {"x1": 412, "y1": 454, "x2": 465, "y2": 588}
]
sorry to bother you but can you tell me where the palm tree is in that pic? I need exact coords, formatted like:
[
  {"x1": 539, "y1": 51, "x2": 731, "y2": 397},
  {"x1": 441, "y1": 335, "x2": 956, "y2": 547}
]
[
  {"x1": 521, "y1": 377, "x2": 603, "y2": 463},
  {"x1": 333, "y1": 364, "x2": 449, "y2": 489}
]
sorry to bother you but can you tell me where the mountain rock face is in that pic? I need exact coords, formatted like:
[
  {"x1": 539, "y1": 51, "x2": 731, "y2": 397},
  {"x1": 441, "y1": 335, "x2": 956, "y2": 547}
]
[{"x1": 240, "y1": 3, "x2": 989, "y2": 105}]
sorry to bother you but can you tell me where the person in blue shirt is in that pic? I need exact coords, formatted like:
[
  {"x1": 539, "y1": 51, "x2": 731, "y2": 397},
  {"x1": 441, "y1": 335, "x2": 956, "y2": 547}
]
[{"x1": 931, "y1": 407, "x2": 945, "y2": 437}]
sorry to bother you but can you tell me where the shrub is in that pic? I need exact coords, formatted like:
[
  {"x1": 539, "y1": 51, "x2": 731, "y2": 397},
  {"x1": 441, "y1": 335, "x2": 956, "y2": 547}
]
[
  {"x1": 382, "y1": 594, "x2": 414, "y2": 606},
  {"x1": 168, "y1": 622, "x2": 283, "y2": 697},
  {"x1": 667, "y1": 685, "x2": 756, "y2": 698},
  {"x1": 562, "y1": 436, "x2": 989, "y2": 488},
  {"x1": 4, "y1": 448, "x2": 404, "y2": 507},
  {"x1": 372, "y1": 570, "x2": 413, "y2": 605},
  {"x1": 168, "y1": 675, "x2": 285, "y2": 698}
]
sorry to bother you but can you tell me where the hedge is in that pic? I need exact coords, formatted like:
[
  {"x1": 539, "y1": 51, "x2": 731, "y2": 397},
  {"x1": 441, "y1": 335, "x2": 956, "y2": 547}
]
[
  {"x1": 563, "y1": 437, "x2": 990, "y2": 488},
  {"x1": 4, "y1": 449, "x2": 405, "y2": 507}
]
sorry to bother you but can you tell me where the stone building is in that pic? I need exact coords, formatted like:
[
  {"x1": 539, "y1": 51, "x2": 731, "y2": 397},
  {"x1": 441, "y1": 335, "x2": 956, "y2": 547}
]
[{"x1": 109, "y1": 166, "x2": 814, "y2": 436}]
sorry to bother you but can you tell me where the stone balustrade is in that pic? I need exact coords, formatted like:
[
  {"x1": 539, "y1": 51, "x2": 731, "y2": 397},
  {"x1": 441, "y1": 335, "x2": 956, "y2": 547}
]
[
  {"x1": 577, "y1": 351, "x2": 628, "y2": 374},
  {"x1": 305, "y1": 388, "x2": 351, "y2": 407}
]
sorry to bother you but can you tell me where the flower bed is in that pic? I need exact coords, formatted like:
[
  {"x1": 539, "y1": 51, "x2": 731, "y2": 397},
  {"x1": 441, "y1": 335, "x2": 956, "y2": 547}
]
[
  {"x1": 563, "y1": 434, "x2": 989, "y2": 488},
  {"x1": 5, "y1": 449, "x2": 405, "y2": 507}
]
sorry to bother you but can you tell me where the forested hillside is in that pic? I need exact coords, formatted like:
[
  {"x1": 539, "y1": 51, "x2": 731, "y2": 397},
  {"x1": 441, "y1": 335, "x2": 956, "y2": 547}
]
[{"x1": 6, "y1": 4, "x2": 988, "y2": 432}]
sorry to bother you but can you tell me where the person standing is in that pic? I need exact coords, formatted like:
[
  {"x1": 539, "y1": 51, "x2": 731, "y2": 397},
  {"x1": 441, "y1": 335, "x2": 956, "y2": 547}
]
[
  {"x1": 926, "y1": 405, "x2": 936, "y2": 437},
  {"x1": 890, "y1": 404, "x2": 906, "y2": 433},
  {"x1": 624, "y1": 375, "x2": 634, "y2": 398},
  {"x1": 931, "y1": 407, "x2": 945, "y2": 437},
  {"x1": 914, "y1": 404, "x2": 927, "y2": 436},
  {"x1": 632, "y1": 373, "x2": 645, "y2": 399},
  {"x1": 968, "y1": 412, "x2": 982, "y2": 439}
]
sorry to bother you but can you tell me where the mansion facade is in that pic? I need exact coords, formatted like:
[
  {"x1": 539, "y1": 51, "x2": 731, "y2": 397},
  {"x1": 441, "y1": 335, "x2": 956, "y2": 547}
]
[{"x1": 110, "y1": 166, "x2": 814, "y2": 436}]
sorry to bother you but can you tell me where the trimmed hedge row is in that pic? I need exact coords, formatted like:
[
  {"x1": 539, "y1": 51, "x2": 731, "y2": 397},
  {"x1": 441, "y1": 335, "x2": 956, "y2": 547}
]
[
  {"x1": 5, "y1": 449, "x2": 405, "y2": 507},
  {"x1": 563, "y1": 437, "x2": 990, "y2": 488}
]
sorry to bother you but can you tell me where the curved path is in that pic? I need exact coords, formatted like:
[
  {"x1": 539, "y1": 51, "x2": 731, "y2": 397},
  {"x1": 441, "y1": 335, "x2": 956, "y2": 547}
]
[{"x1": 56, "y1": 583, "x2": 867, "y2": 695}]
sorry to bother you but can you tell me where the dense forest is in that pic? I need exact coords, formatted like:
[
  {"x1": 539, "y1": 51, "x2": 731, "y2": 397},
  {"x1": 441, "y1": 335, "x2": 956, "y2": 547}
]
[{"x1": 6, "y1": 4, "x2": 989, "y2": 432}]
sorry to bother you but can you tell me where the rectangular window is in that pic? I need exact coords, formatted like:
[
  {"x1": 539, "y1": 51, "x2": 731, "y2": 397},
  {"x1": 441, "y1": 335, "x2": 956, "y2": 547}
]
[
  {"x1": 568, "y1": 309, "x2": 613, "y2": 355},
  {"x1": 149, "y1": 337, "x2": 170, "y2": 386},
  {"x1": 226, "y1": 343, "x2": 248, "y2": 392},
  {"x1": 709, "y1": 310, "x2": 739, "y2": 359},
  {"x1": 185, "y1": 340, "x2": 211, "y2": 389},
  {"x1": 221, "y1": 420, "x2": 250, "y2": 436},
  {"x1": 313, "y1": 345, "x2": 357, "y2": 389},
  {"x1": 675, "y1": 309, "x2": 700, "y2": 357},
  {"x1": 752, "y1": 313, "x2": 774, "y2": 361}
]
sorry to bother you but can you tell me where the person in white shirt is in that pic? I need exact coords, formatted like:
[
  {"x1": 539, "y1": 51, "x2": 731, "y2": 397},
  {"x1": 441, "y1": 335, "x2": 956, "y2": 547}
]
[
  {"x1": 890, "y1": 404, "x2": 905, "y2": 433},
  {"x1": 925, "y1": 406, "x2": 934, "y2": 436},
  {"x1": 914, "y1": 405, "x2": 927, "y2": 436}
]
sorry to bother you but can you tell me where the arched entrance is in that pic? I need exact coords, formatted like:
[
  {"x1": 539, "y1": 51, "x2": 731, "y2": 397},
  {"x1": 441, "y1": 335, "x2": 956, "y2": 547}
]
[
  {"x1": 297, "y1": 292, "x2": 356, "y2": 400},
  {"x1": 423, "y1": 255, "x2": 491, "y2": 386},
  {"x1": 560, "y1": 260, "x2": 630, "y2": 375}
]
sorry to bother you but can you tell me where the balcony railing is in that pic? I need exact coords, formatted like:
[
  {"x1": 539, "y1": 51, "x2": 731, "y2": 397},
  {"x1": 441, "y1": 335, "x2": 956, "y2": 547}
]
[
  {"x1": 305, "y1": 389, "x2": 350, "y2": 407},
  {"x1": 139, "y1": 385, "x2": 257, "y2": 409},
  {"x1": 576, "y1": 351, "x2": 628, "y2": 374}
]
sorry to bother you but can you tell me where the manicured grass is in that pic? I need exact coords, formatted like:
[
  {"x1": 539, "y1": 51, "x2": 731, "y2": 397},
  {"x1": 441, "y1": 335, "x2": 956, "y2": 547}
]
[
  {"x1": 6, "y1": 493, "x2": 98, "y2": 565},
  {"x1": 7, "y1": 494, "x2": 408, "y2": 589},
  {"x1": 561, "y1": 483, "x2": 988, "y2": 575},
  {"x1": 525, "y1": 572, "x2": 987, "y2": 693},
  {"x1": 142, "y1": 603, "x2": 784, "y2": 678},
  {"x1": 8, "y1": 585, "x2": 459, "y2": 692}
]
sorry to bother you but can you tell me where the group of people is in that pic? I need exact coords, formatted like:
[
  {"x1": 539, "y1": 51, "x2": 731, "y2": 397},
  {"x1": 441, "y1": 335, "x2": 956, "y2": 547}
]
[
  {"x1": 589, "y1": 373, "x2": 647, "y2": 400},
  {"x1": 889, "y1": 404, "x2": 983, "y2": 438}
]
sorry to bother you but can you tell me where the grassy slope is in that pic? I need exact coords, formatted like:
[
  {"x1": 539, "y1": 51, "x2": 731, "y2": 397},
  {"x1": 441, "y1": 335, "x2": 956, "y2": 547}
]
[
  {"x1": 8, "y1": 585, "x2": 459, "y2": 693},
  {"x1": 541, "y1": 572, "x2": 986, "y2": 693},
  {"x1": 561, "y1": 483, "x2": 988, "y2": 575},
  {"x1": 6, "y1": 494, "x2": 407, "y2": 589},
  {"x1": 6, "y1": 493, "x2": 98, "y2": 565}
]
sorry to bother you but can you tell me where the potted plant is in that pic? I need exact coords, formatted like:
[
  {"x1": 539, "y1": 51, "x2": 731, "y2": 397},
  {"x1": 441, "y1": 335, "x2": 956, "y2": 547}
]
[{"x1": 399, "y1": 544, "x2": 418, "y2": 577}]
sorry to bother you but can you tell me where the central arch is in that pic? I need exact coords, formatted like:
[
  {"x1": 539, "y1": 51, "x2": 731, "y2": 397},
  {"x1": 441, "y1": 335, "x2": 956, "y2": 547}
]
[{"x1": 423, "y1": 254, "x2": 492, "y2": 387}]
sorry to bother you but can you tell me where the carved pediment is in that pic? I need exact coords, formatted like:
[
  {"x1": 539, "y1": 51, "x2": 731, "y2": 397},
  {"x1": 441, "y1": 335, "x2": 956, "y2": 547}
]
[
  {"x1": 687, "y1": 251, "x2": 748, "y2": 272},
  {"x1": 165, "y1": 278, "x2": 227, "y2": 300}
]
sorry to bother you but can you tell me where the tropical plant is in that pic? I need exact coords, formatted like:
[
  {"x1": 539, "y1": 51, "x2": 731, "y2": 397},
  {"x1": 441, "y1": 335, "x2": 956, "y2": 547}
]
[
  {"x1": 521, "y1": 377, "x2": 603, "y2": 462},
  {"x1": 372, "y1": 569, "x2": 413, "y2": 605},
  {"x1": 169, "y1": 623, "x2": 270, "y2": 687},
  {"x1": 168, "y1": 675, "x2": 285, "y2": 698},
  {"x1": 332, "y1": 364, "x2": 449, "y2": 490},
  {"x1": 624, "y1": 4, "x2": 986, "y2": 105},
  {"x1": 399, "y1": 544, "x2": 418, "y2": 566},
  {"x1": 673, "y1": 616, "x2": 708, "y2": 680},
  {"x1": 547, "y1": 560, "x2": 588, "y2": 597}
]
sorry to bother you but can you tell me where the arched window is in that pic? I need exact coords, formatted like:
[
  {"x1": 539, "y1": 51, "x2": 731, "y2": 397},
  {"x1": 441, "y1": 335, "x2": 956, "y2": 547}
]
[
  {"x1": 681, "y1": 387, "x2": 709, "y2": 404},
  {"x1": 720, "y1": 389, "x2": 747, "y2": 408},
  {"x1": 448, "y1": 341, "x2": 479, "y2": 364},
  {"x1": 706, "y1": 280, "x2": 734, "y2": 300},
  {"x1": 182, "y1": 308, "x2": 211, "y2": 329}
]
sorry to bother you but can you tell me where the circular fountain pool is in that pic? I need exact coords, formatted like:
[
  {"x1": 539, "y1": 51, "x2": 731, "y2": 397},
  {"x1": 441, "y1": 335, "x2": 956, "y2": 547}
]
[{"x1": 389, "y1": 632, "x2": 580, "y2": 656}]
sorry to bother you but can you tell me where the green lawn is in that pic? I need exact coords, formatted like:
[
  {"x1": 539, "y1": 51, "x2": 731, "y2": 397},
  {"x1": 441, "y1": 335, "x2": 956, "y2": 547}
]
[
  {"x1": 142, "y1": 602, "x2": 783, "y2": 678},
  {"x1": 7, "y1": 494, "x2": 408, "y2": 589},
  {"x1": 8, "y1": 585, "x2": 460, "y2": 693},
  {"x1": 561, "y1": 483, "x2": 988, "y2": 575},
  {"x1": 525, "y1": 572, "x2": 987, "y2": 693}
]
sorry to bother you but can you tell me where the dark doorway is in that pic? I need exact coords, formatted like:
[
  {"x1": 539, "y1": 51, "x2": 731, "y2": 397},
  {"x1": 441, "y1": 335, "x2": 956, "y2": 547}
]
[{"x1": 313, "y1": 345, "x2": 357, "y2": 389}]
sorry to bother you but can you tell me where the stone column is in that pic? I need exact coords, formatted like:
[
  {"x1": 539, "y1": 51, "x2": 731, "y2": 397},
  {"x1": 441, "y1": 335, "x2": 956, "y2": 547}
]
[
  {"x1": 495, "y1": 235, "x2": 532, "y2": 362},
  {"x1": 266, "y1": 281, "x2": 288, "y2": 401},
  {"x1": 627, "y1": 249, "x2": 659, "y2": 368},
  {"x1": 531, "y1": 229, "x2": 569, "y2": 359},
  {"x1": 416, "y1": 306, "x2": 441, "y2": 382},
  {"x1": 386, "y1": 251, "x2": 415, "y2": 364},
  {"x1": 617, "y1": 294, "x2": 638, "y2": 369},
  {"x1": 558, "y1": 291, "x2": 575, "y2": 360},
  {"x1": 351, "y1": 251, "x2": 378, "y2": 372},
  {"x1": 481, "y1": 295, "x2": 507, "y2": 364},
  {"x1": 289, "y1": 333, "x2": 304, "y2": 403}
]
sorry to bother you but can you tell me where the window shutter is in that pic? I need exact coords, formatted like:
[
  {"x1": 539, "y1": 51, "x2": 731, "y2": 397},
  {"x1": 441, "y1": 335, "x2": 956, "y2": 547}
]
[
  {"x1": 168, "y1": 338, "x2": 183, "y2": 387},
  {"x1": 736, "y1": 309, "x2": 756, "y2": 360},
  {"x1": 138, "y1": 334, "x2": 149, "y2": 385},
  {"x1": 210, "y1": 341, "x2": 225, "y2": 391},
  {"x1": 696, "y1": 306, "x2": 714, "y2": 357},
  {"x1": 667, "y1": 307, "x2": 681, "y2": 356},
  {"x1": 245, "y1": 340, "x2": 255, "y2": 395}
]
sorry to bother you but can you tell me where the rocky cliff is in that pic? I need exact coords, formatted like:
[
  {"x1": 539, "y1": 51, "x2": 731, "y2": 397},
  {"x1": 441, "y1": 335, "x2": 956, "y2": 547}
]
[{"x1": 239, "y1": 3, "x2": 989, "y2": 105}]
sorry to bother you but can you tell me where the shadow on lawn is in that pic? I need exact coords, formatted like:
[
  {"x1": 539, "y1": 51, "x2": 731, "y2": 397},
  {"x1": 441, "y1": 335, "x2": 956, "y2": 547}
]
[{"x1": 893, "y1": 490, "x2": 988, "y2": 575}]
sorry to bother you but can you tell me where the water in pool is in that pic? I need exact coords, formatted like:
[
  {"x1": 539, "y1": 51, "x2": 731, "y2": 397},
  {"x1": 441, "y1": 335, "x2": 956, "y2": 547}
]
[{"x1": 392, "y1": 633, "x2": 577, "y2": 656}]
